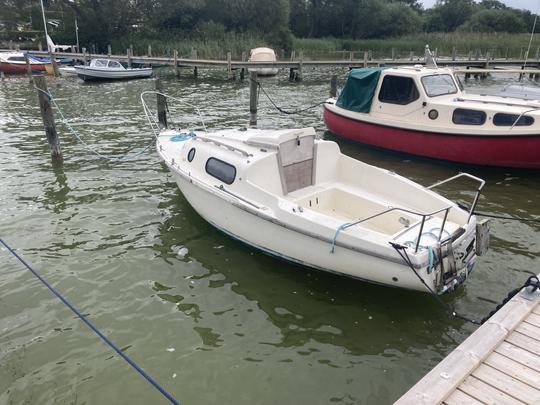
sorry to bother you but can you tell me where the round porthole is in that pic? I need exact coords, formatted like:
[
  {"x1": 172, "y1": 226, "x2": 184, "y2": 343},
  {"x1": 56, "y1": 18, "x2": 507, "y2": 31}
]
[
  {"x1": 392, "y1": 277, "x2": 398, "y2": 282},
  {"x1": 187, "y1": 148, "x2": 196, "y2": 162},
  {"x1": 428, "y1": 109, "x2": 439, "y2": 120}
]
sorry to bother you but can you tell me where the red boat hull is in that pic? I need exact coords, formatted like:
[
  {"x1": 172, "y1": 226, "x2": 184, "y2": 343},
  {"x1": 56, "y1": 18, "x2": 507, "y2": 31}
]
[
  {"x1": 324, "y1": 107, "x2": 540, "y2": 169},
  {"x1": 0, "y1": 61, "x2": 49, "y2": 74}
]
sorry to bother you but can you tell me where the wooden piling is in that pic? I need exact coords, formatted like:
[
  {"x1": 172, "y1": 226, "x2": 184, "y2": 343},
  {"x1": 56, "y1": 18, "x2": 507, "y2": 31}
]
[
  {"x1": 127, "y1": 48, "x2": 132, "y2": 68},
  {"x1": 349, "y1": 51, "x2": 353, "y2": 61},
  {"x1": 363, "y1": 51, "x2": 368, "y2": 68},
  {"x1": 34, "y1": 76, "x2": 61, "y2": 160},
  {"x1": 147, "y1": 44, "x2": 152, "y2": 57},
  {"x1": 227, "y1": 52, "x2": 232, "y2": 80},
  {"x1": 409, "y1": 51, "x2": 413, "y2": 61},
  {"x1": 297, "y1": 53, "x2": 303, "y2": 81},
  {"x1": 452, "y1": 47, "x2": 456, "y2": 61},
  {"x1": 249, "y1": 71, "x2": 258, "y2": 127},
  {"x1": 82, "y1": 48, "x2": 87, "y2": 65},
  {"x1": 173, "y1": 50, "x2": 179, "y2": 77},
  {"x1": 241, "y1": 51, "x2": 247, "y2": 62},
  {"x1": 155, "y1": 78, "x2": 167, "y2": 129},
  {"x1": 49, "y1": 50, "x2": 60, "y2": 77},
  {"x1": 9, "y1": 40, "x2": 13, "y2": 50},
  {"x1": 330, "y1": 75, "x2": 338, "y2": 98},
  {"x1": 240, "y1": 68, "x2": 245, "y2": 81},
  {"x1": 193, "y1": 66, "x2": 198, "y2": 78},
  {"x1": 24, "y1": 52, "x2": 33, "y2": 82},
  {"x1": 289, "y1": 68, "x2": 295, "y2": 81},
  {"x1": 107, "y1": 44, "x2": 112, "y2": 57},
  {"x1": 38, "y1": 42, "x2": 43, "y2": 52},
  {"x1": 391, "y1": 48, "x2": 396, "y2": 61}
]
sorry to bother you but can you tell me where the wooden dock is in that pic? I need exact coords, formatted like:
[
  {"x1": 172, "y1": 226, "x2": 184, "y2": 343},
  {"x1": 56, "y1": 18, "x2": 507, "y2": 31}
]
[
  {"x1": 396, "y1": 276, "x2": 540, "y2": 405},
  {"x1": 6, "y1": 49, "x2": 540, "y2": 80}
]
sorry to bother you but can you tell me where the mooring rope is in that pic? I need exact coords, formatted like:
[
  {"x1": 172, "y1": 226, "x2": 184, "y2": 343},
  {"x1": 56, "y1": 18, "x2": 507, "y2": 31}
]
[
  {"x1": 34, "y1": 86, "x2": 155, "y2": 162},
  {"x1": 390, "y1": 242, "x2": 540, "y2": 326},
  {"x1": 456, "y1": 202, "x2": 540, "y2": 224},
  {"x1": 0, "y1": 238, "x2": 180, "y2": 405},
  {"x1": 252, "y1": 78, "x2": 330, "y2": 115}
]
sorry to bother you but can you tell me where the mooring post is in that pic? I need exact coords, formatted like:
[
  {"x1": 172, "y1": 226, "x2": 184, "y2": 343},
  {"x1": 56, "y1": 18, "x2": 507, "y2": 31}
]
[
  {"x1": 127, "y1": 48, "x2": 132, "y2": 68},
  {"x1": 519, "y1": 65, "x2": 524, "y2": 81},
  {"x1": 240, "y1": 68, "x2": 245, "y2": 81},
  {"x1": 82, "y1": 47, "x2": 87, "y2": 65},
  {"x1": 452, "y1": 47, "x2": 457, "y2": 61},
  {"x1": 241, "y1": 51, "x2": 246, "y2": 62},
  {"x1": 520, "y1": 47, "x2": 524, "y2": 60},
  {"x1": 155, "y1": 78, "x2": 167, "y2": 129},
  {"x1": 391, "y1": 48, "x2": 396, "y2": 61},
  {"x1": 290, "y1": 50, "x2": 295, "y2": 61},
  {"x1": 173, "y1": 49, "x2": 179, "y2": 77},
  {"x1": 505, "y1": 47, "x2": 509, "y2": 60},
  {"x1": 107, "y1": 44, "x2": 112, "y2": 57},
  {"x1": 24, "y1": 52, "x2": 33, "y2": 82},
  {"x1": 147, "y1": 44, "x2": 152, "y2": 57},
  {"x1": 465, "y1": 66, "x2": 471, "y2": 80},
  {"x1": 289, "y1": 68, "x2": 294, "y2": 81},
  {"x1": 71, "y1": 45, "x2": 76, "y2": 53},
  {"x1": 409, "y1": 50, "x2": 413, "y2": 61},
  {"x1": 227, "y1": 51, "x2": 232, "y2": 80},
  {"x1": 330, "y1": 75, "x2": 338, "y2": 98},
  {"x1": 193, "y1": 66, "x2": 198, "y2": 78},
  {"x1": 349, "y1": 51, "x2": 353, "y2": 61},
  {"x1": 363, "y1": 51, "x2": 368, "y2": 68},
  {"x1": 48, "y1": 50, "x2": 60, "y2": 77},
  {"x1": 296, "y1": 51, "x2": 303, "y2": 81},
  {"x1": 0, "y1": 71, "x2": 5, "y2": 81},
  {"x1": 9, "y1": 40, "x2": 13, "y2": 50},
  {"x1": 249, "y1": 71, "x2": 258, "y2": 127},
  {"x1": 34, "y1": 76, "x2": 61, "y2": 160},
  {"x1": 38, "y1": 42, "x2": 43, "y2": 52}
]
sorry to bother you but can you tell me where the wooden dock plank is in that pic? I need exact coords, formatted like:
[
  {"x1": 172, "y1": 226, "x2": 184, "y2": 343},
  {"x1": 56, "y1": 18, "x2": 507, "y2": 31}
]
[
  {"x1": 443, "y1": 388, "x2": 484, "y2": 405},
  {"x1": 483, "y1": 351, "x2": 540, "y2": 389},
  {"x1": 472, "y1": 363, "x2": 540, "y2": 403},
  {"x1": 495, "y1": 341, "x2": 540, "y2": 373},
  {"x1": 506, "y1": 331, "x2": 540, "y2": 357},
  {"x1": 517, "y1": 321, "x2": 540, "y2": 342},
  {"x1": 395, "y1": 281, "x2": 540, "y2": 405},
  {"x1": 459, "y1": 375, "x2": 525, "y2": 405},
  {"x1": 526, "y1": 312, "x2": 540, "y2": 326}
]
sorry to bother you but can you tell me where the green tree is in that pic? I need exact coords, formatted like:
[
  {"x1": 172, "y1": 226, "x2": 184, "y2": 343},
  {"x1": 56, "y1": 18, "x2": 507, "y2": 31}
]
[{"x1": 458, "y1": 9, "x2": 527, "y2": 33}]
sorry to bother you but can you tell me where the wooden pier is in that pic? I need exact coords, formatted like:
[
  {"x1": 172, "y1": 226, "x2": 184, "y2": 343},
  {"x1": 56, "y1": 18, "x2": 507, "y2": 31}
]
[
  {"x1": 396, "y1": 276, "x2": 540, "y2": 405},
  {"x1": 9, "y1": 49, "x2": 540, "y2": 80}
]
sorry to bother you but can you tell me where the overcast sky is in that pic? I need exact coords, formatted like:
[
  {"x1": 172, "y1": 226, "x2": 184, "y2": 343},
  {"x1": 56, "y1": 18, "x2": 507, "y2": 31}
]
[{"x1": 420, "y1": 0, "x2": 539, "y2": 12}]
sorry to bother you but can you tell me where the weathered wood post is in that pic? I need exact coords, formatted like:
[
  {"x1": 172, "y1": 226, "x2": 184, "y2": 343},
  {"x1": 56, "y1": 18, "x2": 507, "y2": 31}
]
[
  {"x1": 82, "y1": 47, "x2": 87, "y2": 65},
  {"x1": 409, "y1": 50, "x2": 414, "y2": 61},
  {"x1": 363, "y1": 51, "x2": 368, "y2": 68},
  {"x1": 249, "y1": 71, "x2": 258, "y2": 127},
  {"x1": 9, "y1": 40, "x2": 13, "y2": 50},
  {"x1": 330, "y1": 75, "x2": 338, "y2": 98},
  {"x1": 127, "y1": 48, "x2": 132, "y2": 68},
  {"x1": 519, "y1": 47, "x2": 524, "y2": 60},
  {"x1": 483, "y1": 52, "x2": 490, "y2": 79},
  {"x1": 24, "y1": 52, "x2": 33, "y2": 82},
  {"x1": 240, "y1": 68, "x2": 245, "y2": 81},
  {"x1": 475, "y1": 49, "x2": 480, "y2": 61},
  {"x1": 155, "y1": 78, "x2": 167, "y2": 129},
  {"x1": 296, "y1": 52, "x2": 303, "y2": 81},
  {"x1": 289, "y1": 68, "x2": 295, "y2": 81},
  {"x1": 519, "y1": 65, "x2": 524, "y2": 81},
  {"x1": 505, "y1": 47, "x2": 509, "y2": 60},
  {"x1": 173, "y1": 49, "x2": 179, "y2": 77},
  {"x1": 227, "y1": 51, "x2": 232, "y2": 80},
  {"x1": 241, "y1": 51, "x2": 247, "y2": 62},
  {"x1": 0, "y1": 71, "x2": 5, "y2": 81},
  {"x1": 465, "y1": 66, "x2": 471, "y2": 80},
  {"x1": 38, "y1": 42, "x2": 43, "y2": 52},
  {"x1": 71, "y1": 45, "x2": 76, "y2": 53},
  {"x1": 49, "y1": 50, "x2": 60, "y2": 77},
  {"x1": 391, "y1": 48, "x2": 396, "y2": 61},
  {"x1": 34, "y1": 76, "x2": 61, "y2": 160},
  {"x1": 290, "y1": 50, "x2": 295, "y2": 61},
  {"x1": 194, "y1": 66, "x2": 198, "y2": 78},
  {"x1": 107, "y1": 44, "x2": 112, "y2": 57},
  {"x1": 147, "y1": 44, "x2": 152, "y2": 57},
  {"x1": 468, "y1": 51, "x2": 472, "y2": 61},
  {"x1": 452, "y1": 47, "x2": 457, "y2": 61},
  {"x1": 349, "y1": 51, "x2": 353, "y2": 61}
]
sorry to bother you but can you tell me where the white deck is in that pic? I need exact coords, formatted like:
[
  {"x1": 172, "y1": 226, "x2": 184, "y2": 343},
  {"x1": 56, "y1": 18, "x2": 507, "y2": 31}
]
[{"x1": 395, "y1": 275, "x2": 540, "y2": 404}]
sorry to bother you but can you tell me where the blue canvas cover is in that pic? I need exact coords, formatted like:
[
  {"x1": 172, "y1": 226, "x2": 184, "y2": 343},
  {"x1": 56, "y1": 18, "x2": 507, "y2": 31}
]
[{"x1": 336, "y1": 67, "x2": 387, "y2": 113}]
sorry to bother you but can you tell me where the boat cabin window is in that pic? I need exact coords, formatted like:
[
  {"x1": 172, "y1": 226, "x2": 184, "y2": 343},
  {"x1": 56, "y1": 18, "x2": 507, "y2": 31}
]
[
  {"x1": 94, "y1": 59, "x2": 108, "y2": 67},
  {"x1": 8, "y1": 56, "x2": 26, "y2": 62},
  {"x1": 421, "y1": 74, "x2": 458, "y2": 97},
  {"x1": 493, "y1": 113, "x2": 534, "y2": 126},
  {"x1": 108, "y1": 60, "x2": 122, "y2": 68},
  {"x1": 378, "y1": 75, "x2": 419, "y2": 105},
  {"x1": 452, "y1": 108, "x2": 487, "y2": 125},
  {"x1": 205, "y1": 157, "x2": 236, "y2": 185}
]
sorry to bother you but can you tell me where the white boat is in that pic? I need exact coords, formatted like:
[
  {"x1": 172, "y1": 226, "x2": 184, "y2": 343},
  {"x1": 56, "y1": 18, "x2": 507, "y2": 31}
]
[
  {"x1": 75, "y1": 58, "x2": 152, "y2": 81},
  {"x1": 248, "y1": 47, "x2": 279, "y2": 76},
  {"x1": 153, "y1": 122, "x2": 489, "y2": 295},
  {"x1": 58, "y1": 66, "x2": 77, "y2": 76}
]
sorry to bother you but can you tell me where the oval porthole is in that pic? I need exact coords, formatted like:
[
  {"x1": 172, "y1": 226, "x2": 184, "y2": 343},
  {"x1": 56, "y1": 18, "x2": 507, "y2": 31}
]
[
  {"x1": 187, "y1": 148, "x2": 196, "y2": 162},
  {"x1": 428, "y1": 109, "x2": 439, "y2": 120}
]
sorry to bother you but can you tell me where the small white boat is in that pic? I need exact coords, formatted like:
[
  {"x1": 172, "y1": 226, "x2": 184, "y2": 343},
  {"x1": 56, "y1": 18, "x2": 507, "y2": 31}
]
[
  {"x1": 248, "y1": 47, "x2": 279, "y2": 76},
  {"x1": 75, "y1": 58, "x2": 152, "y2": 81},
  {"x1": 154, "y1": 123, "x2": 489, "y2": 294}
]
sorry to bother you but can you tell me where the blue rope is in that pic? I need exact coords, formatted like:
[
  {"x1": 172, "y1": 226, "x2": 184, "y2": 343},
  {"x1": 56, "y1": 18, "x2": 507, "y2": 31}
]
[
  {"x1": 34, "y1": 86, "x2": 154, "y2": 162},
  {"x1": 0, "y1": 238, "x2": 179, "y2": 405},
  {"x1": 330, "y1": 222, "x2": 351, "y2": 253}
]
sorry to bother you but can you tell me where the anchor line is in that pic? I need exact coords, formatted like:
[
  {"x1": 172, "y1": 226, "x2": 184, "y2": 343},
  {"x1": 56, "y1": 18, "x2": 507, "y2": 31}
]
[
  {"x1": 34, "y1": 86, "x2": 155, "y2": 162},
  {"x1": 456, "y1": 202, "x2": 540, "y2": 223},
  {"x1": 251, "y1": 78, "x2": 330, "y2": 115},
  {"x1": 0, "y1": 238, "x2": 180, "y2": 405}
]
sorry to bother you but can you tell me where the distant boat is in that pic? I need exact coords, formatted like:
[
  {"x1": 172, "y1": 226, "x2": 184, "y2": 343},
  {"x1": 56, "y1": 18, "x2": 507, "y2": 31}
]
[
  {"x1": 248, "y1": 47, "x2": 279, "y2": 76},
  {"x1": 0, "y1": 52, "x2": 53, "y2": 74},
  {"x1": 75, "y1": 58, "x2": 152, "y2": 81}
]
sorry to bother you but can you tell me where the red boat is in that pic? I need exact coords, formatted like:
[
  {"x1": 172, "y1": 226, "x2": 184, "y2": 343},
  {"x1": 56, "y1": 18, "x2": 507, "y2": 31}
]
[
  {"x1": 0, "y1": 52, "x2": 52, "y2": 74},
  {"x1": 323, "y1": 65, "x2": 540, "y2": 169}
]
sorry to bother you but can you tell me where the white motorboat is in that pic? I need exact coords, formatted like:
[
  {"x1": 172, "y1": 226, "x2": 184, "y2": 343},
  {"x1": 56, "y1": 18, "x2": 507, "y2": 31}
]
[
  {"x1": 75, "y1": 58, "x2": 152, "y2": 81},
  {"x1": 248, "y1": 47, "x2": 279, "y2": 76},
  {"x1": 151, "y1": 117, "x2": 489, "y2": 294}
]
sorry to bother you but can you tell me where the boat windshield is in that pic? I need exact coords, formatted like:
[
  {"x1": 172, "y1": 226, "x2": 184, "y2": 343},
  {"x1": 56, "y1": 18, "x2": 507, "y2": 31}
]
[
  {"x1": 94, "y1": 59, "x2": 108, "y2": 67},
  {"x1": 421, "y1": 74, "x2": 458, "y2": 97}
]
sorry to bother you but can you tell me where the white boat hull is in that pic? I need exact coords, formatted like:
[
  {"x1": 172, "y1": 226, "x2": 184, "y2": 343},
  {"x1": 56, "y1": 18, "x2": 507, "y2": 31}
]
[
  {"x1": 248, "y1": 67, "x2": 279, "y2": 76},
  {"x1": 75, "y1": 66, "x2": 152, "y2": 81}
]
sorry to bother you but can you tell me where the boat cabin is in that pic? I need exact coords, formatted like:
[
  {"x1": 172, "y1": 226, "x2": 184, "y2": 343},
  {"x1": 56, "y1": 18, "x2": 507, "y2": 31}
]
[
  {"x1": 89, "y1": 59, "x2": 125, "y2": 69},
  {"x1": 335, "y1": 66, "x2": 540, "y2": 135}
]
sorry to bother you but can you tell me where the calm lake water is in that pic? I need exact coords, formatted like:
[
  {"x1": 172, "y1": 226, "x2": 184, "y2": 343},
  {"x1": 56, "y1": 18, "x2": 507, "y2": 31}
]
[{"x1": 1, "y1": 68, "x2": 539, "y2": 405}]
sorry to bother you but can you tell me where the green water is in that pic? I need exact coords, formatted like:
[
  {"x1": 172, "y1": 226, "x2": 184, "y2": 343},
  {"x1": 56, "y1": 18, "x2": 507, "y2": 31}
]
[{"x1": 1, "y1": 69, "x2": 539, "y2": 405}]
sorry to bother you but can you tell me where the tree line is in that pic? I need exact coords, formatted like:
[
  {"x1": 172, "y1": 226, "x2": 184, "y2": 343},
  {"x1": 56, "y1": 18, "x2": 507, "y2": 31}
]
[{"x1": 0, "y1": 0, "x2": 538, "y2": 50}]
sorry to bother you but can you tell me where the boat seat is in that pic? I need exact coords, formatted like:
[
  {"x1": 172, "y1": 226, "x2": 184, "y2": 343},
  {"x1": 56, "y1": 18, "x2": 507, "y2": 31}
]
[{"x1": 277, "y1": 134, "x2": 315, "y2": 194}]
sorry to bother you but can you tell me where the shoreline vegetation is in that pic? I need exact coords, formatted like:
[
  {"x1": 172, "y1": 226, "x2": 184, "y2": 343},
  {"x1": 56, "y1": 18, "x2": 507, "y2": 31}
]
[{"x1": 2, "y1": 32, "x2": 539, "y2": 61}]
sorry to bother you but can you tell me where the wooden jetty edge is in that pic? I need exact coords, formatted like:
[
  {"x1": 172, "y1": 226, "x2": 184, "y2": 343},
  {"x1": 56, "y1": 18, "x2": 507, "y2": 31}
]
[{"x1": 395, "y1": 275, "x2": 540, "y2": 405}]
